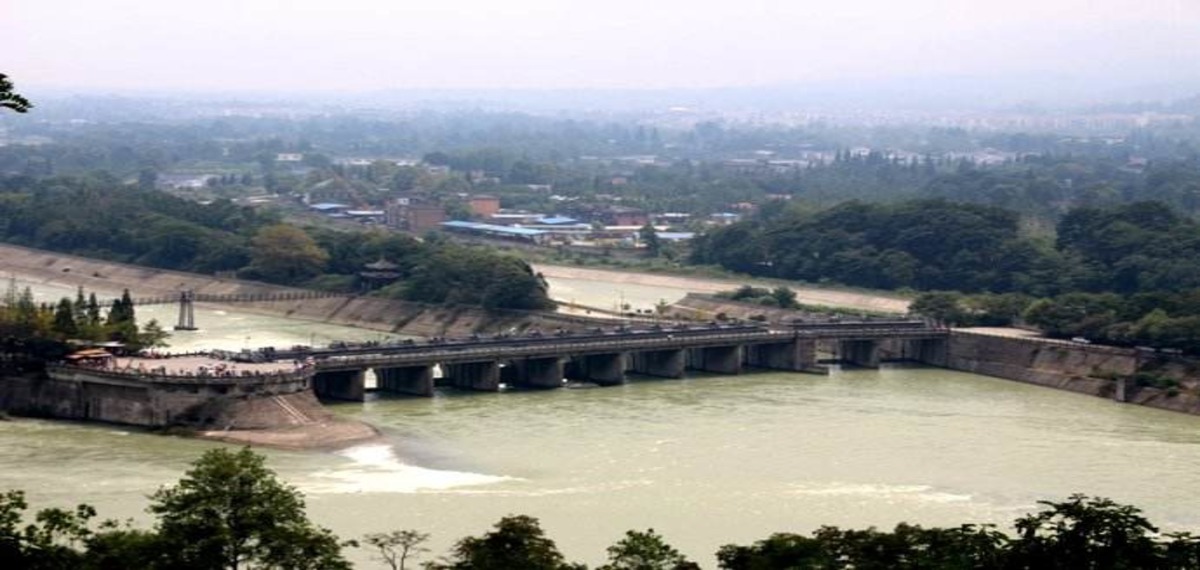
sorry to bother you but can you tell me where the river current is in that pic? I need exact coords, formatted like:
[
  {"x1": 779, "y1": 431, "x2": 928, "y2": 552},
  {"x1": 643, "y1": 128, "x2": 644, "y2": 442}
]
[{"x1": 4, "y1": 275, "x2": 1200, "y2": 567}]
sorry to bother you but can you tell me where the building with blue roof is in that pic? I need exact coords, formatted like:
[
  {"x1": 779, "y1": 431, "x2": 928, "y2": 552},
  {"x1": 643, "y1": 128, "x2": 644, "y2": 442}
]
[
  {"x1": 536, "y1": 216, "x2": 578, "y2": 225},
  {"x1": 441, "y1": 220, "x2": 549, "y2": 244},
  {"x1": 309, "y1": 203, "x2": 351, "y2": 213}
]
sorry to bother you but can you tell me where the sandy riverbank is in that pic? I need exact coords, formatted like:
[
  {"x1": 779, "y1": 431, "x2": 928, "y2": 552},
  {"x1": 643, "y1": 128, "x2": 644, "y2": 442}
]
[
  {"x1": 533, "y1": 263, "x2": 912, "y2": 314},
  {"x1": 197, "y1": 420, "x2": 381, "y2": 450}
]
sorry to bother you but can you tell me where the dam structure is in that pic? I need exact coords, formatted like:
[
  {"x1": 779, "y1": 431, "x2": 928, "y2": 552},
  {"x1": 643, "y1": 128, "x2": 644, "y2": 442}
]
[
  {"x1": 303, "y1": 321, "x2": 950, "y2": 400},
  {"x1": 0, "y1": 321, "x2": 949, "y2": 430}
]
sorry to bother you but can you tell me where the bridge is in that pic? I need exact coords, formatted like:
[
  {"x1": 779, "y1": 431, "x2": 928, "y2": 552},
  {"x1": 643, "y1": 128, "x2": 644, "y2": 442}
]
[
  {"x1": 131, "y1": 289, "x2": 348, "y2": 331},
  {"x1": 132, "y1": 290, "x2": 345, "y2": 307},
  {"x1": 290, "y1": 322, "x2": 949, "y2": 401}
]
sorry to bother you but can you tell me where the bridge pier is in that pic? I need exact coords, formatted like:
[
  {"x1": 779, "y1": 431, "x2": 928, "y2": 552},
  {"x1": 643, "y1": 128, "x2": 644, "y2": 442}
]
[
  {"x1": 375, "y1": 365, "x2": 434, "y2": 397},
  {"x1": 566, "y1": 353, "x2": 626, "y2": 386},
  {"x1": 1115, "y1": 376, "x2": 1135, "y2": 403},
  {"x1": 838, "y1": 340, "x2": 881, "y2": 368},
  {"x1": 689, "y1": 345, "x2": 743, "y2": 375},
  {"x1": 444, "y1": 361, "x2": 501, "y2": 392},
  {"x1": 743, "y1": 339, "x2": 823, "y2": 373},
  {"x1": 312, "y1": 369, "x2": 365, "y2": 401},
  {"x1": 907, "y1": 338, "x2": 948, "y2": 367},
  {"x1": 511, "y1": 357, "x2": 565, "y2": 389},
  {"x1": 629, "y1": 349, "x2": 686, "y2": 378}
]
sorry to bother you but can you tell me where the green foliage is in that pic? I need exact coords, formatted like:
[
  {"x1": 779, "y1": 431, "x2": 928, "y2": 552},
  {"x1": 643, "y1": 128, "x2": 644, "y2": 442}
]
[
  {"x1": 421, "y1": 501, "x2": 1200, "y2": 570},
  {"x1": 428, "y1": 514, "x2": 582, "y2": 570},
  {"x1": 1007, "y1": 494, "x2": 1163, "y2": 569},
  {"x1": 0, "y1": 489, "x2": 96, "y2": 570},
  {"x1": 0, "y1": 175, "x2": 264, "y2": 272},
  {"x1": 600, "y1": 529, "x2": 697, "y2": 570},
  {"x1": 1015, "y1": 290, "x2": 1200, "y2": 352},
  {"x1": 362, "y1": 529, "x2": 430, "y2": 570},
  {"x1": 1057, "y1": 202, "x2": 1200, "y2": 293},
  {"x1": 0, "y1": 174, "x2": 550, "y2": 310},
  {"x1": 0, "y1": 283, "x2": 162, "y2": 354},
  {"x1": 7, "y1": 470, "x2": 1200, "y2": 570},
  {"x1": 149, "y1": 447, "x2": 350, "y2": 570},
  {"x1": 693, "y1": 200, "x2": 1036, "y2": 292},
  {"x1": 398, "y1": 244, "x2": 554, "y2": 310},
  {"x1": 910, "y1": 291, "x2": 1035, "y2": 326},
  {"x1": 638, "y1": 223, "x2": 662, "y2": 258},
  {"x1": 0, "y1": 74, "x2": 32, "y2": 113},
  {"x1": 3, "y1": 449, "x2": 352, "y2": 569},
  {"x1": 693, "y1": 198, "x2": 1200, "y2": 303},
  {"x1": 715, "y1": 285, "x2": 801, "y2": 310},
  {"x1": 717, "y1": 495, "x2": 1200, "y2": 569},
  {"x1": 716, "y1": 524, "x2": 1008, "y2": 570},
  {"x1": 243, "y1": 225, "x2": 330, "y2": 283},
  {"x1": 82, "y1": 526, "x2": 165, "y2": 570}
]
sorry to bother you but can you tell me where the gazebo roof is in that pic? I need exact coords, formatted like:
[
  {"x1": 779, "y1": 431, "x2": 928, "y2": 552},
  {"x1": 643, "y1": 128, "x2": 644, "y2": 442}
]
[{"x1": 364, "y1": 258, "x2": 400, "y2": 270}]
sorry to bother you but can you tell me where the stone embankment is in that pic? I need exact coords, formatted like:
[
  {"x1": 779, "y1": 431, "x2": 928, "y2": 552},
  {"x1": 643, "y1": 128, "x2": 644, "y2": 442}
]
[
  {"x1": 1, "y1": 356, "x2": 380, "y2": 450},
  {"x1": 669, "y1": 291, "x2": 1200, "y2": 417},
  {"x1": 944, "y1": 330, "x2": 1200, "y2": 416}
]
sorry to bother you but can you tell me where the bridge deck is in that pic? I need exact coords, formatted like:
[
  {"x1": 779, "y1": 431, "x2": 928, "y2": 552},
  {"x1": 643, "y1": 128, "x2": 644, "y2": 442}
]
[{"x1": 307, "y1": 324, "x2": 947, "y2": 371}]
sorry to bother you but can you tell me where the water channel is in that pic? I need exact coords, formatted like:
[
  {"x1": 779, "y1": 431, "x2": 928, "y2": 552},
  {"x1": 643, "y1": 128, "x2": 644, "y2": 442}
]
[{"x1": 4, "y1": 275, "x2": 1200, "y2": 567}]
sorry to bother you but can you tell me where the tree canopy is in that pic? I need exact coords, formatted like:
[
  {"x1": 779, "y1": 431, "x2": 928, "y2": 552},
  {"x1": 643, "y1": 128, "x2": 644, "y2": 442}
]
[
  {"x1": 148, "y1": 447, "x2": 350, "y2": 570},
  {"x1": 0, "y1": 74, "x2": 32, "y2": 113}
]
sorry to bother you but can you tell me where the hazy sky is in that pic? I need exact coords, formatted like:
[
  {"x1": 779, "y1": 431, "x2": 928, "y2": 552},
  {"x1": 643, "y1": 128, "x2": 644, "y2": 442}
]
[{"x1": 4, "y1": 0, "x2": 1199, "y2": 95}]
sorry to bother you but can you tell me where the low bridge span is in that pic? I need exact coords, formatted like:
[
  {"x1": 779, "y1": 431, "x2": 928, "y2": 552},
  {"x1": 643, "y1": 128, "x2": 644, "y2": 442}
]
[
  {"x1": 132, "y1": 290, "x2": 345, "y2": 306},
  {"x1": 296, "y1": 323, "x2": 949, "y2": 401}
]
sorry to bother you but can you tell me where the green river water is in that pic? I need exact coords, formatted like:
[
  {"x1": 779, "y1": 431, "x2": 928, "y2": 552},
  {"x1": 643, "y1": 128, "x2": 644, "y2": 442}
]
[{"x1": 4, "y1": 275, "x2": 1200, "y2": 567}]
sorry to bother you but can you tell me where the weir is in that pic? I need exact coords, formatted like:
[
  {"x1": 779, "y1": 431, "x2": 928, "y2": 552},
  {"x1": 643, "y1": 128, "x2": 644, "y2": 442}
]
[
  {"x1": 443, "y1": 361, "x2": 501, "y2": 392},
  {"x1": 743, "y1": 338, "x2": 821, "y2": 372},
  {"x1": 304, "y1": 322, "x2": 949, "y2": 395},
  {"x1": 566, "y1": 353, "x2": 626, "y2": 385},
  {"x1": 906, "y1": 337, "x2": 949, "y2": 366},
  {"x1": 838, "y1": 340, "x2": 881, "y2": 368},
  {"x1": 312, "y1": 369, "x2": 365, "y2": 401},
  {"x1": 511, "y1": 357, "x2": 565, "y2": 389},
  {"x1": 689, "y1": 345, "x2": 743, "y2": 374},
  {"x1": 375, "y1": 365, "x2": 434, "y2": 397},
  {"x1": 629, "y1": 349, "x2": 686, "y2": 378}
]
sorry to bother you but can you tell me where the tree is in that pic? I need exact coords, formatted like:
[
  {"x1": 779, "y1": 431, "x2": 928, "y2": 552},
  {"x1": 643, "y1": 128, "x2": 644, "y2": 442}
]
[
  {"x1": 429, "y1": 515, "x2": 581, "y2": 570},
  {"x1": 1006, "y1": 494, "x2": 1163, "y2": 569},
  {"x1": 770, "y1": 287, "x2": 797, "y2": 309},
  {"x1": 600, "y1": 529, "x2": 697, "y2": 570},
  {"x1": 639, "y1": 223, "x2": 662, "y2": 257},
  {"x1": 909, "y1": 292, "x2": 966, "y2": 324},
  {"x1": 148, "y1": 447, "x2": 350, "y2": 570},
  {"x1": 245, "y1": 225, "x2": 330, "y2": 285},
  {"x1": 105, "y1": 290, "x2": 138, "y2": 344},
  {"x1": 0, "y1": 489, "x2": 95, "y2": 569},
  {"x1": 52, "y1": 298, "x2": 78, "y2": 338},
  {"x1": 0, "y1": 74, "x2": 32, "y2": 113},
  {"x1": 136, "y1": 319, "x2": 171, "y2": 351},
  {"x1": 362, "y1": 530, "x2": 429, "y2": 570}
]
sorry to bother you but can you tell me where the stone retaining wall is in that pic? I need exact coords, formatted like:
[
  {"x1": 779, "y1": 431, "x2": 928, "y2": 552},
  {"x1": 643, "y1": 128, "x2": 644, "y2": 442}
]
[
  {"x1": 942, "y1": 331, "x2": 1200, "y2": 415},
  {"x1": 0, "y1": 366, "x2": 316, "y2": 429}
]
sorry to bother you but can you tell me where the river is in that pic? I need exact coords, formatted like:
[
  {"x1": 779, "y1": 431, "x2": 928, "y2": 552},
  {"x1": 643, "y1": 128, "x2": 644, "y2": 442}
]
[{"x1": 4, "y1": 275, "x2": 1200, "y2": 567}]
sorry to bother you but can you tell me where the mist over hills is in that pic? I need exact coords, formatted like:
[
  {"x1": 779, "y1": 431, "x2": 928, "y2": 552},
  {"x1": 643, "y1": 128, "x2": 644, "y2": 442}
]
[{"x1": 16, "y1": 70, "x2": 1200, "y2": 121}]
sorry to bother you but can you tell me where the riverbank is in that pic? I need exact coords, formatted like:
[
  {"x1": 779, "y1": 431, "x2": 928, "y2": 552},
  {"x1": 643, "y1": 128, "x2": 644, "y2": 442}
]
[
  {"x1": 533, "y1": 263, "x2": 912, "y2": 314},
  {"x1": 8, "y1": 241, "x2": 1200, "y2": 426},
  {"x1": 0, "y1": 243, "x2": 608, "y2": 338}
]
